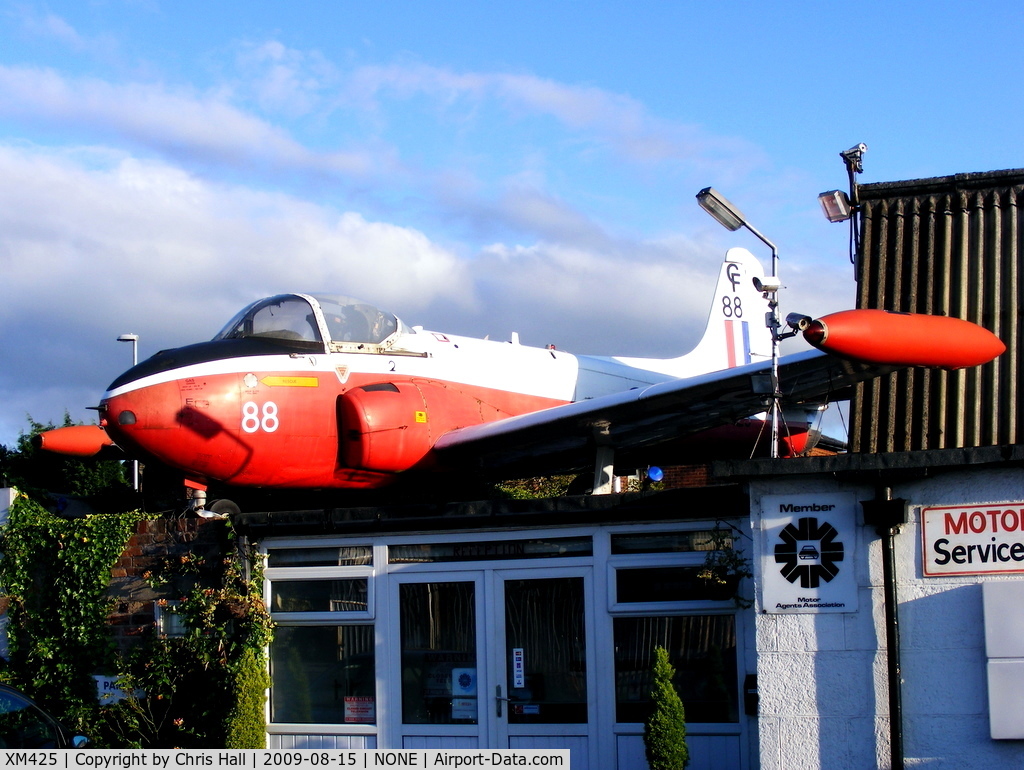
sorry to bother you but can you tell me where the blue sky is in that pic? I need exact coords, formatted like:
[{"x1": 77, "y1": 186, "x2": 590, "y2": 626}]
[{"x1": 1, "y1": 0, "x2": 1022, "y2": 448}]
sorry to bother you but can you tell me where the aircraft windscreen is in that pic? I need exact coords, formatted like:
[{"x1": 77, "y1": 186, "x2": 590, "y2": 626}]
[
  {"x1": 213, "y1": 295, "x2": 323, "y2": 344},
  {"x1": 313, "y1": 295, "x2": 401, "y2": 344}
]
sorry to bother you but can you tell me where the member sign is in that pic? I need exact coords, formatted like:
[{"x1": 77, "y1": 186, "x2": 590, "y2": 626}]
[
  {"x1": 923, "y1": 503, "x2": 1024, "y2": 576},
  {"x1": 761, "y1": 493, "x2": 859, "y2": 613}
]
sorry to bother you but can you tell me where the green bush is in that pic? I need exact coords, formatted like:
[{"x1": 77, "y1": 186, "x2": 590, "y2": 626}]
[
  {"x1": 644, "y1": 645, "x2": 689, "y2": 770},
  {"x1": 226, "y1": 647, "x2": 272, "y2": 748}
]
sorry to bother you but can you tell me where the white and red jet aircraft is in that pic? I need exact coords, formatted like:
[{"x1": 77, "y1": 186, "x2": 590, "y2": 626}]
[{"x1": 38, "y1": 248, "x2": 1004, "y2": 512}]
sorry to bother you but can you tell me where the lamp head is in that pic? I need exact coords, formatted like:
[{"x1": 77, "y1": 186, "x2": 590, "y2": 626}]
[
  {"x1": 696, "y1": 187, "x2": 746, "y2": 231},
  {"x1": 818, "y1": 190, "x2": 854, "y2": 223}
]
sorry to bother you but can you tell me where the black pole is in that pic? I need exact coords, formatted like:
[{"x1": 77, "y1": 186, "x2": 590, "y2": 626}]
[
  {"x1": 879, "y1": 523, "x2": 904, "y2": 770},
  {"x1": 862, "y1": 490, "x2": 908, "y2": 770}
]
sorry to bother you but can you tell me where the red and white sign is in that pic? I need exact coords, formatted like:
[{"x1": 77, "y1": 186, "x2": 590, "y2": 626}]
[
  {"x1": 923, "y1": 503, "x2": 1024, "y2": 576},
  {"x1": 344, "y1": 696, "x2": 375, "y2": 723}
]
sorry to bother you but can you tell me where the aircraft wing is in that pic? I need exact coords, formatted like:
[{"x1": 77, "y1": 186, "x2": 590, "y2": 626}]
[{"x1": 431, "y1": 350, "x2": 894, "y2": 477}]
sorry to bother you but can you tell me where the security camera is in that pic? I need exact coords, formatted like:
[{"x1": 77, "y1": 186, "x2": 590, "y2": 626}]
[
  {"x1": 786, "y1": 313, "x2": 814, "y2": 331},
  {"x1": 753, "y1": 276, "x2": 782, "y2": 293},
  {"x1": 840, "y1": 143, "x2": 868, "y2": 173}
]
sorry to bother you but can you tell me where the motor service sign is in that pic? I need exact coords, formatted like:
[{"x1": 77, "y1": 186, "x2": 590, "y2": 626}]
[
  {"x1": 923, "y1": 503, "x2": 1024, "y2": 576},
  {"x1": 761, "y1": 493, "x2": 859, "y2": 613}
]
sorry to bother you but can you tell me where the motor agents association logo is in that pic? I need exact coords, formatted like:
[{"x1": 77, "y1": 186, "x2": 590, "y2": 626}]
[{"x1": 774, "y1": 516, "x2": 845, "y2": 588}]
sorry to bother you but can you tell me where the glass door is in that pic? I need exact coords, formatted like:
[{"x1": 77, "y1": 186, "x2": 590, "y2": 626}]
[
  {"x1": 389, "y1": 567, "x2": 596, "y2": 761},
  {"x1": 391, "y1": 573, "x2": 488, "y2": 749},
  {"x1": 494, "y1": 568, "x2": 596, "y2": 762}
]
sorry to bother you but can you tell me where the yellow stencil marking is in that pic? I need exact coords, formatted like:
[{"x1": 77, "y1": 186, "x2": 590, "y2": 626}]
[
  {"x1": 260, "y1": 376, "x2": 319, "y2": 388},
  {"x1": 415, "y1": 411, "x2": 428, "y2": 423}
]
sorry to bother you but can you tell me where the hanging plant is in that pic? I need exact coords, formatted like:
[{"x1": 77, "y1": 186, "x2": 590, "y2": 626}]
[{"x1": 696, "y1": 522, "x2": 753, "y2": 607}]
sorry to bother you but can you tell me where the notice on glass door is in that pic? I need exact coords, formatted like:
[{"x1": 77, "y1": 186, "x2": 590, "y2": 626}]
[{"x1": 512, "y1": 647, "x2": 525, "y2": 688}]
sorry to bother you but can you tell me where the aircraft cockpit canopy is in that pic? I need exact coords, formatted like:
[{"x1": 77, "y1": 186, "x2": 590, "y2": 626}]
[
  {"x1": 314, "y1": 294, "x2": 403, "y2": 344},
  {"x1": 213, "y1": 294, "x2": 404, "y2": 349}
]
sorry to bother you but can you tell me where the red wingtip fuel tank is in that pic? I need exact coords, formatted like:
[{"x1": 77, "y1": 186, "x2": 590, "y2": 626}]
[
  {"x1": 802, "y1": 310, "x2": 1006, "y2": 369},
  {"x1": 34, "y1": 425, "x2": 114, "y2": 457}
]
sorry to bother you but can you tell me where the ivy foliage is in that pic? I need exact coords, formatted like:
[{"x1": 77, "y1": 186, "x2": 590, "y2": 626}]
[
  {"x1": 644, "y1": 645, "x2": 689, "y2": 770},
  {"x1": 100, "y1": 545, "x2": 273, "y2": 749},
  {"x1": 0, "y1": 489, "x2": 272, "y2": 748},
  {"x1": 0, "y1": 492, "x2": 144, "y2": 730},
  {"x1": 493, "y1": 475, "x2": 577, "y2": 499}
]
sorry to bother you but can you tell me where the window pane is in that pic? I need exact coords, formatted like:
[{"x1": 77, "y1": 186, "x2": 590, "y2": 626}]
[
  {"x1": 267, "y1": 546, "x2": 373, "y2": 567},
  {"x1": 505, "y1": 577, "x2": 587, "y2": 724},
  {"x1": 272, "y1": 579, "x2": 368, "y2": 613},
  {"x1": 389, "y1": 537, "x2": 591, "y2": 564},
  {"x1": 400, "y1": 582, "x2": 478, "y2": 725},
  {"x1": 270, "y1": 625, "x2": 376, "y2": 724},
  {"x1": 611, "y1": 530, "x2": 731, "y2": 554},
  {"x1": 616, "y1": 566, "x2": 737, "y2": 603},
  {"x1": 251, "y1": 298, "x2": 321, "y2": 343},
  {"x1": 613, "y1": 615, "x2": 738, "y2": 723}
]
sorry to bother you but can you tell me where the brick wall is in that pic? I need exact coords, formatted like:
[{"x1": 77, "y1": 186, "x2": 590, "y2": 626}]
[
  {"x1": 661, "y1": 464, "x2": 710, "y2": 488},
  {"x1": 107, "y1": 517, "x2": 228, "y2": 650}
]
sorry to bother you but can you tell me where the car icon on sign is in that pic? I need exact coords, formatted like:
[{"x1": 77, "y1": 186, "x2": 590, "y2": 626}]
[{"x1": 799, "y1": 544, "x2": 820, "y2": 560}]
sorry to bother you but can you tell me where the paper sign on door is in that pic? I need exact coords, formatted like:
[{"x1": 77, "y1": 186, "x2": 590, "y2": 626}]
[{"x1": 512, "y1": 648, "x2": 525, "y2": 688}]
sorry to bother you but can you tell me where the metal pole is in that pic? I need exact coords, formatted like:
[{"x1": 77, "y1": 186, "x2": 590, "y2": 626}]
[
  {"x1": 130, "y1": 337, "x2": 139, "y2": 493},
  {"x1": 741, "y1": 225, "x2": 781, "y2": 458},
  {"x1": 864, "y1": 489, "x2": 907, "y2": 770},
  {"x1": 118, "y1": 334, "x2": 140, "y2": 492},
  {"x1": 879, "y1": 524, "x2": 904, "y2": 770}
]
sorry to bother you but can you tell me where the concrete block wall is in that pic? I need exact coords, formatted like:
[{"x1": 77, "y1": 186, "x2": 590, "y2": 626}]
[{"x1": 750, "y1": 469, "x2": 1024, "y2": 769}]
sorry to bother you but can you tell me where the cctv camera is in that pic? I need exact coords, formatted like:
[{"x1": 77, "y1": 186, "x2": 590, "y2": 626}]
[
  {"x1": 786, "y1": 313, "x2": 813, "y2": 331},
  {"x1": 753, "y1": 276, "x2": 782, "y2": 293}
]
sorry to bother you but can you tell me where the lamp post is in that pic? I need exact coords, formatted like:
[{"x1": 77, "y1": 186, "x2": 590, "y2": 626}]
[
  {"x1": 696, "y1": 187, "x2": 783, "y2": 458},
  {"x1": 116, "y1": 334, "x2": 139, "y2": 490}
]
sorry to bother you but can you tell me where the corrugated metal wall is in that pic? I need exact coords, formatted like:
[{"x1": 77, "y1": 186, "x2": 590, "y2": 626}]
[{"x1": 851, "y1": 169, "x2": 1024, "y2": 453}]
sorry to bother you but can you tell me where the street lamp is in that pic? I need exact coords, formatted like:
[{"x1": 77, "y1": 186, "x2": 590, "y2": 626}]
[
  {"x1": 117, "y1": 333, "x2": 139, "y2": 366},
  {"x1": 116, "y1": 333, "x2": 139, "y2": 490},
  {"x1": 696, "y1": 187, "x2": 784, "y2": 458}
]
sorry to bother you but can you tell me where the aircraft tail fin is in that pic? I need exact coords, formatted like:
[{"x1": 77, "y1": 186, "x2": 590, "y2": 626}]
[{"x1": 682, "y1": 247, "x2": 774, "y2": 372}]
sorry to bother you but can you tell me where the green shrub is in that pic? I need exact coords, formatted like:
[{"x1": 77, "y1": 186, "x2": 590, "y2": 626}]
[
  {"x1": 644, "y1": 645, "x2": 689, "y2": 770},
  {"x1": 225, "y1": 647, "x2": 271, "y2": 748}
]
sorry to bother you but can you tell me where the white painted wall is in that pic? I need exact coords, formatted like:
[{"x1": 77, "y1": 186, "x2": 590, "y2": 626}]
[
  {"x1": 0, "y1": 487, "x2": 15, "y2": 526},
  {"x1": 0, "y1": 487, "x2": 14, "y2": 660},
  {"x1": 749, "y1": 469, "x2": 1024, "y2": 769}
]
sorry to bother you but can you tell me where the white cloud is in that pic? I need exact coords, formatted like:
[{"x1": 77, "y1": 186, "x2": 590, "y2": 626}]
[
  {"x1": 0, "y1": 65, "x2": 375, "y2": 176},
  {"x1": 469, "y1": 236, "x2": 720, "y2": 355},
  {"x1": 11, "y1": 6, "x2": 117, "y2": 58},
  {"x1": 344, "y1": 61, "x2": 765, "y2": 171},
  {"x1": 235, "y1": 40, "x2": 340, "y2": 117}
]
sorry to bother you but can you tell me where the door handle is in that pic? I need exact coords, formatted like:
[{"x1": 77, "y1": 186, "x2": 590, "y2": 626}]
[{"x1": 495, "y1": 685, "x2": 512, "y2": 717}]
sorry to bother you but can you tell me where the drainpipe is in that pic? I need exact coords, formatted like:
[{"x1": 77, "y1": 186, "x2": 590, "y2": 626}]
[{"x1": 861, "y1": 488, "x2": 908, "y2": 770}]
